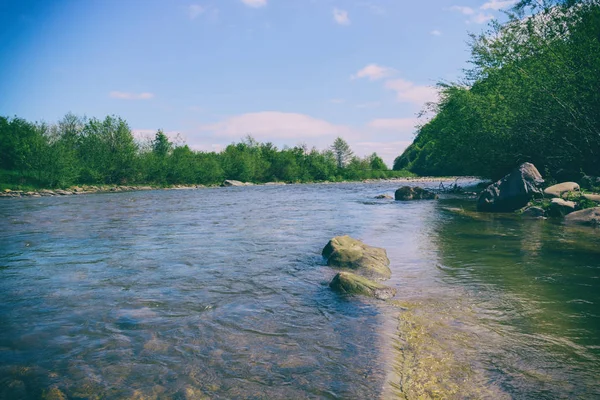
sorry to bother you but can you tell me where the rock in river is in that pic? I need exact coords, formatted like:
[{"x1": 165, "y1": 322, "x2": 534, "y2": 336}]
[
  {"x1": 548, "y1": 198, "x2": 576, "y2": 217},
  {"x1": 394, "y1": 186, "x2": 438, "y2": 201},
  {"x1": 222, "y1": 180, "x2": 246, "y2": 187},
  {"x1": 477, "y1": 162, "x2": 544, "y2": 212},
  {"x1": 322, "y1": 235, "x2": 391, "y2": 280},
  {"x1": 329, "y1": 272, "x2": 396, "y2": 300},
  {"x1": 565, "y1": 207, "x2": 600, "y2": 227},
  {"x1": 521, "y1": 206, "x2": 546, "y2": 218},
  {"x1": 544, "y1": 182, "x2": 580, "y2": 198},
  {"x1": 583, "y1": 193, "x2": 600, "y2": 203}
]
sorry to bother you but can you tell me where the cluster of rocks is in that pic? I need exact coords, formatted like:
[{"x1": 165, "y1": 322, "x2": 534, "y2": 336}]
[
  {"x1": 0, "y1": 180, "x2": 291, "y2": 198},
  {"x1": 221, "y1": 180, "x2": 286, "y2": 187},
  {"x1": 1, "y1": 185, "x2": 164, "y2": 198},
  {"x1": 475, "y1": 162, "x2": 600, "y2": 226},
  {"x1": 323, "y1": 235, "x2": 396, "y2": 300}
]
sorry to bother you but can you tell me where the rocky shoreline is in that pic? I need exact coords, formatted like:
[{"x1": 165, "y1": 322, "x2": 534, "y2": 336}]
[{"x1": 0, "y1": 176, "x2": 477, "y2": 199}]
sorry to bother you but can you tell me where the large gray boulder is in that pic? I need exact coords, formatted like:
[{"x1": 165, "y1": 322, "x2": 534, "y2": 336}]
[
  {"x1": 395, "y1": 186, "x2": 438, "y2": 201},
  {"x1": 322, "y1": 235, "x2": 391, "y2": 280},
  {"x1": 477, "y1": 163, "x2": 544, "y2": 212},
  {"x1": 544, "y1": 182, "x2": 580, "y2": 198},
  {"x1": 565, "y1": 207, "x2": 600, "y2": 227},
  {"x1": 329, "y1": 272, "x2": 396, "y2": 300}
]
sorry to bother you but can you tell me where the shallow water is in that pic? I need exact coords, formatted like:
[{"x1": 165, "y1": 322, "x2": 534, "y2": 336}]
[{"x1": 0, "y1": 181, "x2": 599, "y2": 399}]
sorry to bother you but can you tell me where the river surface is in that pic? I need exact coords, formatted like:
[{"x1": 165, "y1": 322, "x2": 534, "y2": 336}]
[{"x1": 0, "y1": 181, "x2": 599, "y2": 399}]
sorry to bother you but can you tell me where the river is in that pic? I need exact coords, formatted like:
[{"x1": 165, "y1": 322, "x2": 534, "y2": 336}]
[{"x1": 1, "y1": 181, "x2": 599, "y2": 399}]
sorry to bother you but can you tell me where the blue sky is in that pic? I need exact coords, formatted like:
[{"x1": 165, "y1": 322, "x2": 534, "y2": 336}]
[{"x1": 0, "y1": 0, "x2": 516, "y2": 166}]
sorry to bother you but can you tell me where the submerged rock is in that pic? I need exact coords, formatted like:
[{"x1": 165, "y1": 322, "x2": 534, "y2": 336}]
[
  {"x1": 329, "y1": 271, "x2": 396, "y2": 300},
  {"x1": 322, "y1": 235, "x2": 391, "y2": 280},
  {"x1": 374, "y1": 194, "x2": 393, "y2": 199},
  {"x1": 477, "y1": 162, "x2": 544, "y2": 212},
  {"x1": 42, "y1": 388, "x2": 67, "y2": 400},
  {"x1": 565, "y1": 207, "x2": 600, "y2": 227},
  {"x1": 544, "y1": 182, "x2": 580, "y2": 198},
  {"x1": 394, "y1": 186, "x2": 438, "y2": 201}
]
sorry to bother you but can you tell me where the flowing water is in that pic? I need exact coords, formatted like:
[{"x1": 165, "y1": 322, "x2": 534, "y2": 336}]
[{"x1": 0, "y1": 181, "x2": 599, "y2": 399}]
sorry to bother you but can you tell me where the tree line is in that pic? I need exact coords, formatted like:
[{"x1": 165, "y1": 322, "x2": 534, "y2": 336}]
[
  {"x1": 394, "y1": 0, "x2": 600, "y2": 181},
  {"x1": 0, "y1": 113, "x2": 406, "y2": 189}
]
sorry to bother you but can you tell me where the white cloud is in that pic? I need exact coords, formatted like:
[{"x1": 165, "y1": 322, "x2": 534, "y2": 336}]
[
  {"x1": 368, "y1": 118, "x2": 418, "y2": 131},
  {"x1": 385, "y1": 79, "x2": 438, "y2": 105},
  {"x1": 109, "y1": 91, "x2": 154, "y2": 100},
  {"x1": 241, "y1": 0, "x2": 267, "y2": 8},
  {"x1": 451, "y1": 2, "x2": 508, "y2": 24},
  {"x1": 352, "y1": 64, "x2": 396, "y2": 81},
  {"x1": 430, "y1": 29, "x2": 442, "y2": 36},
  {"x1": 470, "y1": 13, "x2": 494, "y2": 24},
  {"x1": 188, "y1": 4, "x2": 204, "y2": 19},
  {"x1": 333, "y1": 8, "x2": 350, "y2": 25},
  {"x1": 481, "y1": 0, "x2": 517, "y2": 10},
  {"x1": 329, "y1": 98, "x2": 346, "y2": 104},
  {"x1": 176, "y1": 111, "x2": 424, "y2": 167},
  {"x1": 200, "y1": 112, "x2": 351, "y2": 140},
  {"x1": 450, "y1": 5, "x2": 475, "y2": 15}
]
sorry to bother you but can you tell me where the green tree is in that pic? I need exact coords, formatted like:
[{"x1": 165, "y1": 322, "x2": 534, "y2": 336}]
[
  {"x1": 330, "y1": 137, "x2": 354, "y2": 169},
  {"x1": 395, "y1": 0, "x2": 600, "y2": 179},
  {"x1": 152, "y1": 130, "x2": 172, "y2": 158},
  {"x1": 368, "y1": 153, "x2": 387, "y2": 170}
]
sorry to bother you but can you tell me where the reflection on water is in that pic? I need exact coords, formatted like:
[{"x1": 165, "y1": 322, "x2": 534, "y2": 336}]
[
  {"x1": 0, "y1": 182, "x2": 599, "y2": 399},
  {"x1": 433, "y1": 200, "x2": 600, "y2": 399}
]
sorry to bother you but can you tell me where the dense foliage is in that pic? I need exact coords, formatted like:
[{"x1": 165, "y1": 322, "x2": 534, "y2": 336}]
[
  {"x1": 394, "y1": 0, "x2": 600, "y2": 180},
  {"x1": 0, "y1": 113, "x2": 404, "y2": 189}
]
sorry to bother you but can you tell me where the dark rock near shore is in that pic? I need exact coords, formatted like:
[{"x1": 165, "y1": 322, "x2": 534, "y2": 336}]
[
  {"x1": 394, "y1": 186, "x2": 438, "y2": 201},
  {"x1": 548, "y1": 198, "x2": 576, "y2": 217},
  {"x1": 322, "y1": 235, "x2": 391, "y2": 280},
  {"x1": 522, "y1": 206, "x2": 546, "y2": 218},
  {"x1": 477, "y1": 162, "x2": 544, "y2": 212},
  {"x1": 565, "y1": 207, "x2": 600, "y2": 227},
  {"x1": 329, "y1": 271, "x2": 396, "y2": 300}
]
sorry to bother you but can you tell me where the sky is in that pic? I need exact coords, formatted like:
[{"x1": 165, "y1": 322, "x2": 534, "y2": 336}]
[{"x1": 0, "y1": 0, "x2": 517, "y2": 167}]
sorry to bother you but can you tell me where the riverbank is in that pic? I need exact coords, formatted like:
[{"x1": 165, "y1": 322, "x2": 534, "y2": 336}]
[{"x1": 0, "y1": 176, "x2": 481, "y2": 199}]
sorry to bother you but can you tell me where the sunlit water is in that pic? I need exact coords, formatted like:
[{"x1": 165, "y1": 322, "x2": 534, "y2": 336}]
[{"x1": 0, "y1": 182, "x2": 599, "y2": 399}]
